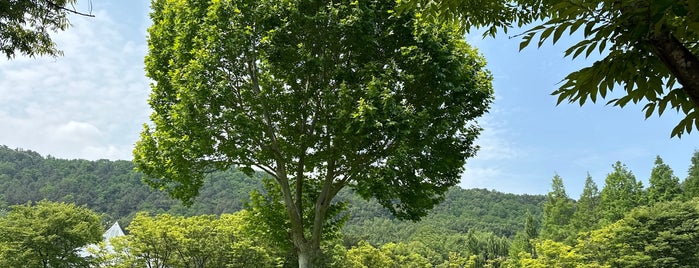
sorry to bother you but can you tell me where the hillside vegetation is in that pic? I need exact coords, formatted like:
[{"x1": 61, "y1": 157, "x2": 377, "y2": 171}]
[
  {"x1": 3, "y1": 145, "x2": 699, "y2": 267},
  {"x1": 0, "y1": 145, "x2": 544, "y2": 239}
]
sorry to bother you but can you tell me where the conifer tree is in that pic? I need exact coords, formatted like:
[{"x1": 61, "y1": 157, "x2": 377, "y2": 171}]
[
  {"x1": 570, "y1": 174, "x2": 601, "y2": 233},
  {"x1": 600, "y1": 162, "x2": 645, "y2": 224},
  {"x1": 540, "y1": 174, "x2": 574, "y2": 243},
  {"x1": 647, "y1": 156, "x2": 681, "y2": 204},
  {"x1": 507, "y1": 210, "x2": 538, "y2": 267},
  {"x1": 681, "y1": 151, "x2": 699, "y2": 199}
]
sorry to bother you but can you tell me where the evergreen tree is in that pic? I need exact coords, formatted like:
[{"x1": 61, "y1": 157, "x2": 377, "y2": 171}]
[
  {"x1": 682, "y1": 150, "x2": 699, "y2": 199},
  {"x1": 570, "y1": 174, "x2": 601, "y2": 233},
  {"x1": 540, "y1": 174, "x2": 574, "y2": 243},
  {"x1": 600, "y1": 162, "x2": 645, "y2": 224},
  {"x1": 507, "y1": 210, "x2": 538, "y2": 267},
  {"x1": 647, "y1": 156, "x2": 681, "y2": 204}
]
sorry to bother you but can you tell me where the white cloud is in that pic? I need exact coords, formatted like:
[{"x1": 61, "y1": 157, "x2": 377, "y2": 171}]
[
  {"x1": 461, "y1": 166, "x2": 503, "y2": 188},
  {"x1": 0, "y1": 7, "x2": 150, "y2": 160},
  {"x1": 52, "y1": 121, "x2": 102, "y2": 143}
]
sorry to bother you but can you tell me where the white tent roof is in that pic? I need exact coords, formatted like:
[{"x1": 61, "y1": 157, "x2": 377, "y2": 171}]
[
  {"x1": 104, "y1": 221, "x2": 125, "y2": 240},
  {"x1": 78, "y1": 221, "x2": 125, "y2": 257}
]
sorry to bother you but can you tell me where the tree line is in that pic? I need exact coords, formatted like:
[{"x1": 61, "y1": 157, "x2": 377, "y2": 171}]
[
  {"x1": 4, "y1": 145, "x2": 699, "y2": 267},
  {"x1": 507, "y1": 153, "x2": 699, "y2": 267}
]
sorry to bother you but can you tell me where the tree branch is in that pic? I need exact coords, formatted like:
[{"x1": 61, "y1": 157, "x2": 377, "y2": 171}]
[
  {"x1": 648, "y1": 32, "x2": 699, "y2": 109},
  {"x1": 45, "y1": 0, "x2": 95, "y2": 17}
]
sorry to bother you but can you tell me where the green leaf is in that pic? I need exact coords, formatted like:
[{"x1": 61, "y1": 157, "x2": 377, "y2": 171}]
[
  {"x1": 569, "y1": 19, "x2": 585, "y2": 34},
  {"x1": 583, "y1": 21, "x2": 596, "y2": 37},
  {"x1": 520, "y1": 33, "x2": 535, "y2": 51},
  {"x1": 552, "y1": 23, "x2": 568, "y2": 44},
  {"x1": 539, "y1": 26, "x2": 556, "y2": 47},
  {"x1": 644, "y1": 103, "x2": 656, "y2": 118}
]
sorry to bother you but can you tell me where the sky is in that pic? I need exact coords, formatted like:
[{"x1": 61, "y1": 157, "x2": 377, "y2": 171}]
[{"x1": 1, "y1": 1, "x2": 697, "y2": 198}]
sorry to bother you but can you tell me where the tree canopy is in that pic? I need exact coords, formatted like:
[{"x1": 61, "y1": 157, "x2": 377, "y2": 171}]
[
  {"x1": 403, "y1": 0, "x2": 699, "y2": 137},
  {"x1": 0, "y1": 0, "x2": 93, "y2": 58},
  {"x1": 540, "y1": 174, "x2": 574, "y2": 243},
  {"x1": 134, "y1": 0, "x2": 493, "y2": 266},
  {"x1": 0, "y1": 201, "x2": 102, "y2": 268}
]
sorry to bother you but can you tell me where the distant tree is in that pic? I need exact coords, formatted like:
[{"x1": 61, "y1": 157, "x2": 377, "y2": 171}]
[
  {"x1": 518, "y1": 239, "x2": 595, "y2": 268},
  {"x1": 540, "y1": 174, "x2": 574, "y2": 243},
  {"x1": 0, "y1": 200, "x2": 102, "y2": 268},
  {"x1": 570, "y1": 174, "x2": 601, "y2": 233},
  {"x1": 600, "y1": 162, "x2": 645, "y2": 224},
  {"x1": 134, "y1": 0, "x2": 492, "y2": 266},
  {"x1": 0, "y1": 0, "x2": 94, "y2": 58},
  {"x1": 401, "y1": 0, "x2": 699, "y2": 137},
  {"x1": 381, "y1": 241, "x2": 435, "y2": 267},
  {"x1": 121, "y1": 212, "x2": 276, "y2": 268},
  {"x1": 507, "y1": 210, "x2": 538, "y2": 267},
  {"x1": 682, "y1": 150, "x2": 699, "y2": 199},
  {"x1": 345, "y1": 241, "x2": 395, "y2": 268},
  {"x1": 647, "y1": 156, "x2": 681, "y2": 204},
  {"x1": 577, "y1": 200, "x2": 699, "y2": 268}
]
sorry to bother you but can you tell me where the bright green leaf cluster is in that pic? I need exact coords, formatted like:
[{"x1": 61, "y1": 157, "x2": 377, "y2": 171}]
[{"x1": 0, "y1": 200, "x2": 103, "y2": 268}]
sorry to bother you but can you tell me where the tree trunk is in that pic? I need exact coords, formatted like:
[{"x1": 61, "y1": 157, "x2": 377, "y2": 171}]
[
  {"x1": 298, "y1": 250, "x2": 310, "y2": 268},
  {"x1": 296, "y1": 241, "x2": 321, "y2": 268},
  {"x1": 648, "y1": 32, "x2": 699, "y2": 108}
]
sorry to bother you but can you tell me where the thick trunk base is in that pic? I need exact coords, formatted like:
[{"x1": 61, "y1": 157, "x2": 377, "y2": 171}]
[{"x1": 297, "y1": 247, "x2": 321, "y2": 268}]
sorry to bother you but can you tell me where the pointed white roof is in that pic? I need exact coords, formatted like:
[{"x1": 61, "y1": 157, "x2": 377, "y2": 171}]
[
  {"x1": 78, "y1": 221, "x2": 125, "y2": 257},
  {"x1": 104, "y1": 221, "x2": 125, "y2": 240}
]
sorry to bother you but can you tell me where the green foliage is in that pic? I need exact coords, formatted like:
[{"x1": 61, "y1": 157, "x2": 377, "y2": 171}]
[
  {"x1": 0, "y1": 0, "x2": 91, "y2": 58},
  {"x1": 381, "y1": 241, "x2": 435, "y2": 267},
  {"x1": 343, "y1": 187, "x2": 545, "y2": 248},
  {"x1": 600, "y1": 161, "x2": 646, "y2": 224},
  {"x1": 0, "y1": 146, "x2": 263, "y2": 224},
  {"x1": 346, "y1": 241, "x2": 396, "y2": 268},
  {"x1": 540, "y1": 174, "x2": 575, "y2": 243},
  {"x1": 577, "y1": 200, "x2": 699, "y2": 267},
  {"x1": 405, "y1": 0, "x2": 699, "y2": 137},
  {"x1": 520, "y1": 199, "x2": 699, "y2": 268},
  {"x1": 245, "y1": 178, "x2": 348, "y2": 267},
  {"x1": 396, "y1": 0, "x2": 549, "y2": 37},
  {"x1": 647, "y1": 156, "x2": 681, "y2": 204},
  {"x1": 0, "y1": 200, "x2": 103, "y2": 268},
  {"x1": 136, "y1": 0, "x2": 493, "y2": 265},
  {"x1": 507, "y1": 210, "x2": 538, "y2": 267},
  {"x1": 137, "y1": 0, "x2": 493, "y2": 214},
  {"x1": 570, "y1": 174, "x2": 601, "y2": 233},
  {"x1": 681, "y1": 150, "x2": 699, "y2": 199},
  {"x1": 112, "y1": 212, "x2": 278, "y2": 268},
  {"x1": 518, "y1": 239, "x2": 591, "y2": 268}
]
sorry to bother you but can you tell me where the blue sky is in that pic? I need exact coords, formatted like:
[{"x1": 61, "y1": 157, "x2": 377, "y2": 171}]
[{"x1": 0, "y1": 1, "x2": 697, "y2": 198}]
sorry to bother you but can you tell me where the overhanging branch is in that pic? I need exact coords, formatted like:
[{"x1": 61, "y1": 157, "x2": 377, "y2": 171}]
[{"x1": 46, "y1": 0, "x2": 95, "y2": 17}]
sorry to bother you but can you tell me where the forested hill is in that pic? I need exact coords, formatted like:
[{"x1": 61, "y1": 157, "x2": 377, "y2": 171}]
[{"x1": 0, "y1": 146, "x2": 544, "y2": 238}]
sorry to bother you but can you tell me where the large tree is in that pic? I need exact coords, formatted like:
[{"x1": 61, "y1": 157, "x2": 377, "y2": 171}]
[
  {"x1": 134, "y1": 0, "x2": 493, "y2": 266},
  {"x1": 0, "y1": 0, "x2": 93, "y2": 58},
  {"x1": 403, "y1": 0, "x2": 699, "y2": 137}
]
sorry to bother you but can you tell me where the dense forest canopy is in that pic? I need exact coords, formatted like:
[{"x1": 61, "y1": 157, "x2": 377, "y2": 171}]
[{"x1": 0, "y1": 145, "x2": 543, "y2": 237}]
